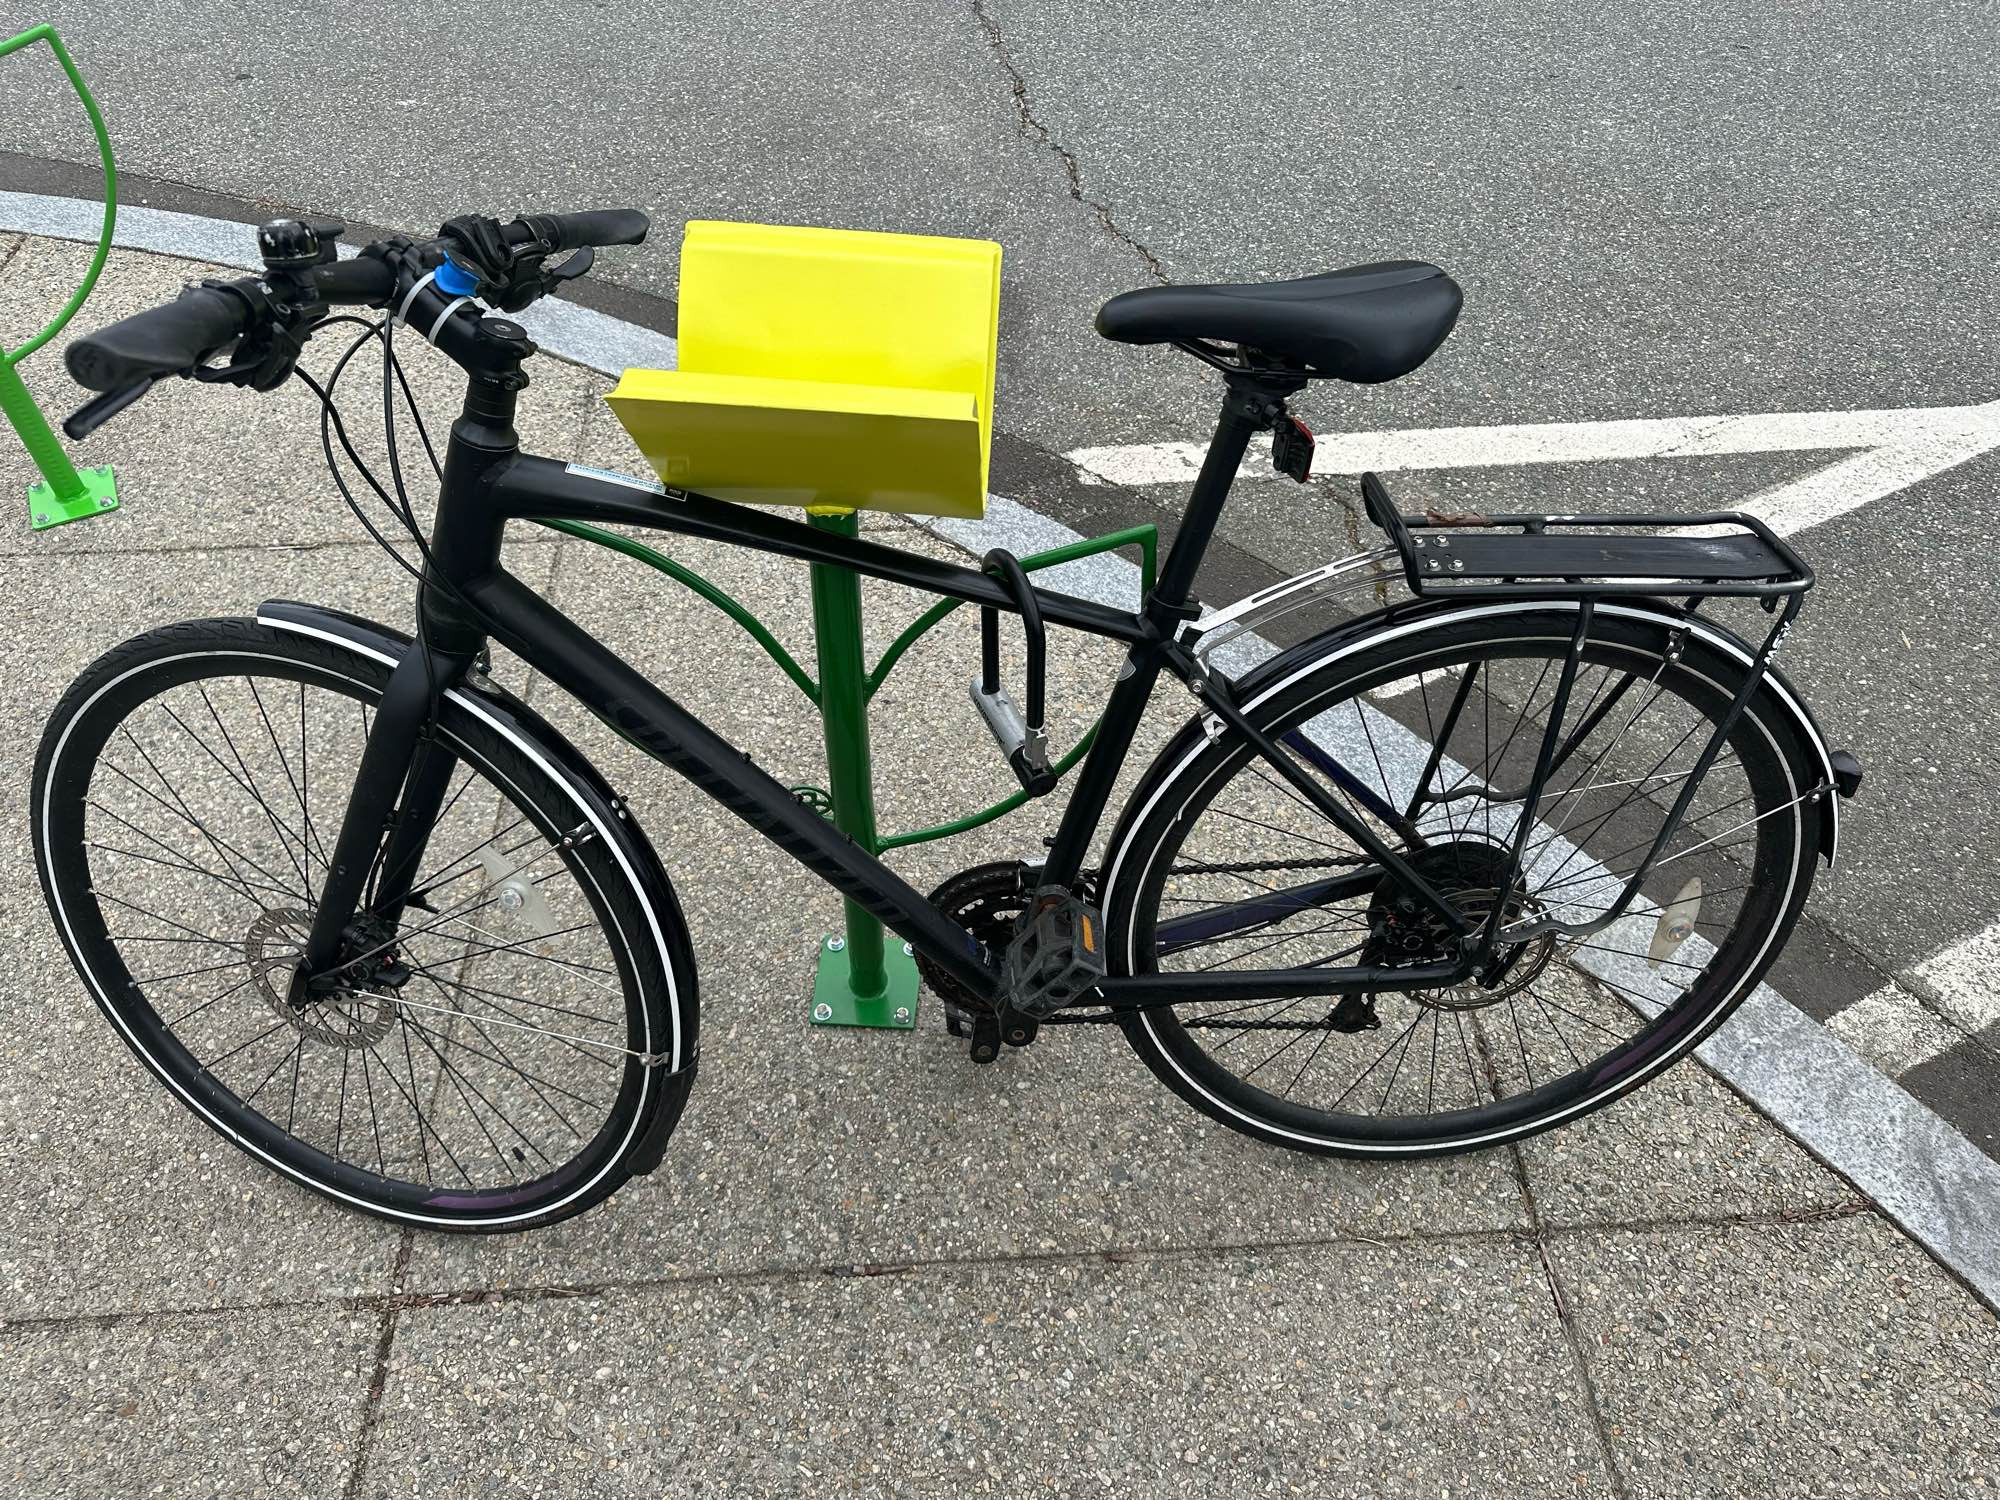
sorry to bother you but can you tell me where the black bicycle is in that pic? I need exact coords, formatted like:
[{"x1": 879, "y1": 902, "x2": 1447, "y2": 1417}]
[{"x1": 32, "y1": 207, "x2": 1862, "y2": 1230}]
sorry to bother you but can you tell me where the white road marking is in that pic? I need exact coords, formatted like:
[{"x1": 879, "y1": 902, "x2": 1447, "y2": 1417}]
[
  {"x1": 1829, "y1": 987, "x2": 1969, "y2": 1076},
  {"x1": 1830, "y1": 919, "x2": 2000, "y2": 1077},
  {"x1": 1897, "y1": 919, "x2": 2000, "y2": 1037},
  {"x1": 1068, "y1": 398, "x2": 2000, "y2": 538},
  {"x1": 1371, "y1": 666, "x2": 1457, "y2": 701}
]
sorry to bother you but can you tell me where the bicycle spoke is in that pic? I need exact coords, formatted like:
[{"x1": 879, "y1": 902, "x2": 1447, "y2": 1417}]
[
  {"x1": 187, "y1": 685, "x2": 313, "y2": 894},
  {"x1": 1133, "y1": 623, "x2": 1794, "y2": 1138},
  {"x1": 101, "y1": 746, "x2": 292, "y2": 904},
  {"x1": 245, "y1": 677, "x2": 324, "y2": 879}
]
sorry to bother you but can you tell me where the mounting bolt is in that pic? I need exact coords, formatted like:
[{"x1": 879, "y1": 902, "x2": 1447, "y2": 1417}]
[
  {"x1": 812, "y1": 1002, "x2": 834, "y2": 1022},
  {"x1": 902, "y1": 942, "x2": 914, "y2": 957},
  {"x1": 893, "y1": 1006, "x2": 912, "y2": 1024},
  {"x1": 827, "y1": 936, "x2": 845, "y2": 953}
]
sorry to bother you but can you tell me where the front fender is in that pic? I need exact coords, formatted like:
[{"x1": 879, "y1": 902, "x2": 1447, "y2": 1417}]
[{"x1": 254, "y1": 598, "x2": 702, "y2": 1162}]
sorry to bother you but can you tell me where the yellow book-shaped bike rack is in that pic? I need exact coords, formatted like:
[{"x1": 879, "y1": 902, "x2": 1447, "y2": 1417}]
[{"x1": 606, "y1": 220, "x2": 1002, "y2": 519}]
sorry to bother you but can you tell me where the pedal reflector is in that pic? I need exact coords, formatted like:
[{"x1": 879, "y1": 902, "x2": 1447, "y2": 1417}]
[{"x1": 1002, "y1": 889, "x2": 1107, "y2": 1019}]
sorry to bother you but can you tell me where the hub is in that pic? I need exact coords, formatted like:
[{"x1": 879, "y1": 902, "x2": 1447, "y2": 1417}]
[
  {"x1": 248, "y1": 908, "x2": 397, "y2": 1048},
  {"x1": 1365, "y1": 840, "x2": 1555, "y2": 1011}
]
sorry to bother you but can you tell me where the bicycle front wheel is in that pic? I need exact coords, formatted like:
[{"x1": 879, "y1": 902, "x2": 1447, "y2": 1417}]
[
  {"x1": 32, "y1": 616, "x2": 697, "y2": 1230},
  {"x1": 1102, "y1": 602, "x2": 1825, "y2": 1156}
]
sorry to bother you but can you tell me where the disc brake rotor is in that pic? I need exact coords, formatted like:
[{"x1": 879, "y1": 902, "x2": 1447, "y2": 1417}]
[{"x1": 246, "y1": 908, "x2": 396, "y2": 1048}]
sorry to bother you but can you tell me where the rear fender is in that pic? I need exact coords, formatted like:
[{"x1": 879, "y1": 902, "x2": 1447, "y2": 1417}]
[{"x1": 1201, "y1": 592, "x2": 1846, "y2": 865}]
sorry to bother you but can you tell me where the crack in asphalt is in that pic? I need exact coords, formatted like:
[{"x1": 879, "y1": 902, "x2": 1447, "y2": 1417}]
[
  {"x1": 970, "y1": 0, "x2": 1169, "y2": 285},
  {"x1": 340, "y1": 1228, "x2": 413, "y2": 1500}
]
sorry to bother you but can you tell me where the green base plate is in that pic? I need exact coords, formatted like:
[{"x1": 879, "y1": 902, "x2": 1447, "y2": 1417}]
[
  {"x1": 810, "y1": 937, "x2": 920, "y2": 1029},
  {"x1": 28, "y1": 464, "x2": 117, "y2": 530}
]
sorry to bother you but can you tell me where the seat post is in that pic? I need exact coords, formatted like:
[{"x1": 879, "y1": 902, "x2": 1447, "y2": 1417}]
[{"x1": 1148, "y1": 379, "x2": 1289, "y2": 613}]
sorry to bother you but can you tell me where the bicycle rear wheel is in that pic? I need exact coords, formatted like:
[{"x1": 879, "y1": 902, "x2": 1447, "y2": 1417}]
[
  {"x1": 32, "y1": 617, "x2": 697, "y2": 1230},
  {"x1": 1101, "y1": 603, "x2": 1825, "y2": 1156}
]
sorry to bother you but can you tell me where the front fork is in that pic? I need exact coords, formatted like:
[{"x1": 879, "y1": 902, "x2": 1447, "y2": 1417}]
[{"x1": 286, "y1": 635, "x2": 479, "y2": 1004}]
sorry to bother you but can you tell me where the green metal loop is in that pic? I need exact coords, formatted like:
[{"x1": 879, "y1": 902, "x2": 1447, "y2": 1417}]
[
  {"x1": 543, "y1": 509, "x2": 1159, "y2": 854},
  {"x1": 532, "y1": 518, "x2": 820, "y2": 704},
  {"x1": 864, "y1": 524, "x2": 1158, "y2": 700},
  {"x1": 0, "y1": 25, "x2": 118, "y2": 367},
  {"x1": 866, "y1": 524, "x2": 1156, "y2": 849},
  {"x1": 875, "y1": 720, "x2": 1100, "y2": 850}
]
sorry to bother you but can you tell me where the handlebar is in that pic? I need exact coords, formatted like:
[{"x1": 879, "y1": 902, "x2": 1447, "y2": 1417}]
[
  {"x1": 62, "y1": 207, "x2": 651, "y2": 403},
  {"x1": 67, "y1": 282, "x2": 256, "y2": 391},
  {"x1": 519, "y1": 208, "x2": 650, "y2": 253}
]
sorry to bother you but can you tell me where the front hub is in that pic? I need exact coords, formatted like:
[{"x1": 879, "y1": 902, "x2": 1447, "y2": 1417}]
[{"x1": 249, "y1": 908, "x2": 399, "y2": 1047}]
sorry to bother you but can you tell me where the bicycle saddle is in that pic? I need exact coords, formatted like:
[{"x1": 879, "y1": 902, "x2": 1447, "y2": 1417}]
[{"x1": 1094, "y1": 261, "x2": 1461, "y2": 384}]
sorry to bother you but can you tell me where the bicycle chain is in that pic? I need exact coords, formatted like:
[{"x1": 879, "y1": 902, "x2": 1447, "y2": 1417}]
[
  {"x1": 1045, "y1": 1008, "x2": 1347, "y2": 1031},
  {"x1": 1016, "y1": 855, "x2": 1374, "y2": 1032},
  {"x1": 1164, "y1": 855, "x2": 1371, "y2": 876}
]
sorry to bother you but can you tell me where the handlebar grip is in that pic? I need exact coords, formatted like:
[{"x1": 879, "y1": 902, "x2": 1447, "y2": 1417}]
[
  {"x1": 522, "y1": 209, "x2": 651, "y2": 252},
  {"x1": 65, "y1": 281, "x2": 258, "y2": 391}
]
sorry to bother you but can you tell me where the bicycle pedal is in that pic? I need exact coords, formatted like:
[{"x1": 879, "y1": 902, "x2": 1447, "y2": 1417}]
[{"x1": 1000, "y1": 888, "x2": 1107, "y2": 1020}]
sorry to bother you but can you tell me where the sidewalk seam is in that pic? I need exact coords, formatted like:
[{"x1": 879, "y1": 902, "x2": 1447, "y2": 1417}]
[
  {"x1": 340, "y1": 1227, "x2": 414, "y2": 1500},
  {"x1": 0, "y1": 1201, "x2": 1885, "y2": 1337},
  {"x1": 1506, "y1": 1143, "x2": 1635, "y2": 1500}
]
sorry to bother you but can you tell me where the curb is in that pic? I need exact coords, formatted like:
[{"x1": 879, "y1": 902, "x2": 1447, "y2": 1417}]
[{"x1": 3, "y1": 188, "x2": 1997, "y2": 1313}]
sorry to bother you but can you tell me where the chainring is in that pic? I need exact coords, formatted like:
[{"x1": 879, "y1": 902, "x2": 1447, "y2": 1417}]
[{"x1": 916, "y1": 861, "x2": 1039, "y2": 1015}]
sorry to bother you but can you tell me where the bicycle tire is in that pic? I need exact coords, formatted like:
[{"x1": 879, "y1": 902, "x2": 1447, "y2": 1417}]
[
  {"x1": 1101, "y1": 601, "x2": 1824, "y2": 1156},
  {"x1": 32, "y1": 616, "x2": 699, "y2": 1231}
]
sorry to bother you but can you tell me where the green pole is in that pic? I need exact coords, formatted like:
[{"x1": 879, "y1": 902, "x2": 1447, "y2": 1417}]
[
  {"x1": 805, "y1": 510, "x2": 918, "y2": 1028},
  {"x1": 2, "y1": 356, "x2": 113, "y2": 523}
]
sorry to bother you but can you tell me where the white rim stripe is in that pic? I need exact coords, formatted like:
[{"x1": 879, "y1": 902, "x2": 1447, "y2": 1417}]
[{"x1": 39, "y1": 632, "x2": 673, "y2": 1229}]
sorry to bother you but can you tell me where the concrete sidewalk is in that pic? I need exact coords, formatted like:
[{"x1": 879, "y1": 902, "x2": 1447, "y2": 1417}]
[{"x1": 1, "y1": 234, "x2": 1994, "y2": 1498}]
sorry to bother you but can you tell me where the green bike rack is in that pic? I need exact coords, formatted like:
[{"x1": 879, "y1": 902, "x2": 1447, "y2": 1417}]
[
  {"x1": 0, "y1": 23, "x2": 119, "y2": 530},
  {"x1": 535, "y1": 509, "x2": 1157, "y2": 1031}
]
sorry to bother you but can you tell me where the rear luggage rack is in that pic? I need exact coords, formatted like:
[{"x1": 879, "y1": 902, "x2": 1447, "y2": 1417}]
[{"x1": 1360, "y1": 472, "x2": 1814, "y2": 601}]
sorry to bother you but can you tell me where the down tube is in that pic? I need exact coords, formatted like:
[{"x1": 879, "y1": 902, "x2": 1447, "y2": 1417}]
[{"x1": 463, "y1": 568, "x2": 1000, "y2": 1002}]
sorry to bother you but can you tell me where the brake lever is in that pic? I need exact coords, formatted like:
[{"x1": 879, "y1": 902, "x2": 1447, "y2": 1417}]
[
  {"x1": 64, "y1": 377, "x2": 159, "y2": 440},
  {"x1": 542, "y1": 246, "x2": 594, "y2": 288}
]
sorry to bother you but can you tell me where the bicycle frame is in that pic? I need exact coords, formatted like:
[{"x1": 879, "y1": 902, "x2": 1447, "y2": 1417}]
[{"x1": 293, "y1": 366, "x2": 1480, "y2": 1011}]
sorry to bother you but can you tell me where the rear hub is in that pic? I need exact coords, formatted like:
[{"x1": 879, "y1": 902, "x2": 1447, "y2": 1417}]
[{"x1": 1364, "y1": 840, "x2": 1555, "y2": 1011}]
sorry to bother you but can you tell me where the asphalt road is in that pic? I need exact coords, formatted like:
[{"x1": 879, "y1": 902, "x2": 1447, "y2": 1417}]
[{"x1": 3, "y1": 1, "x2": 1996, "y2": 1144}]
